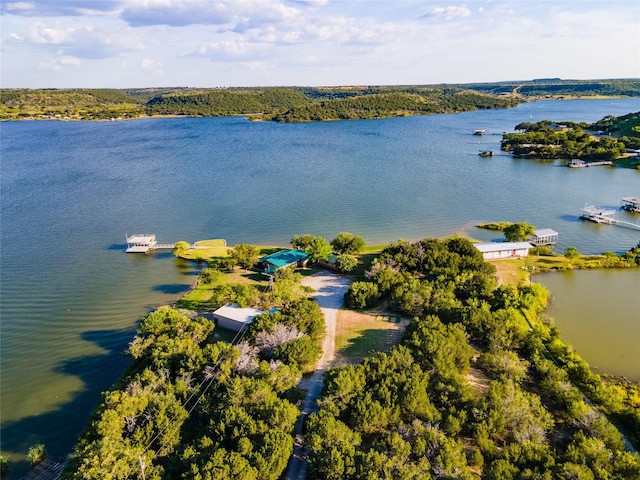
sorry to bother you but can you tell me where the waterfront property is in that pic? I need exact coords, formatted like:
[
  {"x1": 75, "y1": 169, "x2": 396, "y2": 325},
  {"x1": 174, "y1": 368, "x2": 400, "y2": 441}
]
[
  {"x1": 212, "y1": 304, "x2": 264, "y2": 332},
  {"x1": 259, "y1": 249, "x2": 309, "y2": 274},
  {"x1": 475, "y1": 242, "x2": 532, "y2": 260},
  {"x1": 529, "y1": 228, "x2": 559, "y2": 246},
  {"x1": 621, "y1": 197, "x2": 640, "y2": 213}
]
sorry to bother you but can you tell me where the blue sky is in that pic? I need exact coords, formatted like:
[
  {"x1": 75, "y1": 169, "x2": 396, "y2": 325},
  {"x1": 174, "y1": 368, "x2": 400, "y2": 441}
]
[{"x1": 1, "y1": 0, "x2": 638, "y2": 88}]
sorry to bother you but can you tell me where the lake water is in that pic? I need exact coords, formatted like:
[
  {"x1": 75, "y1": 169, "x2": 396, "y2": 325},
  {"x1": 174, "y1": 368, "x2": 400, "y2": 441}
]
[
  {"x1": 535, "y1": 269, "x2": 640, "y2": 382},
  {"x1": 1, "y1": 98, "x2": 639, "y2": 473}
]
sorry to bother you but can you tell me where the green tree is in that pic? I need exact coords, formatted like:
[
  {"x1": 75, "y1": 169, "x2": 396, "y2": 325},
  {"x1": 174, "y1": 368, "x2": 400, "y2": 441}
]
[
  {"x1": 26, "y1": 444, "x2": 46, "y2": 467},
  {"x1": 504, "y1": 222, "x2": 535, "y2": 242},
  {"x1": 330, "y1": 232, "x2": 365, "y2": 255},
  {"x1": 291, "y1": 233, "x2": 315, "y2": 250},
  {"x1": 229, "y1": 243, "x2": 260, "y2": 270},
  {"x1": 306, "y1": 236, "x2": 332, "y2": 262},
  {"x1": 173, "y1": 240, "x2": 190, "y2": 257},
  {"x1": 564, "y1": 246, "x2": 580, "y2": 262},
  {"x1": 336, "y1": 254, "x2": 358, "y2": 272},
  {"x1": 345, "y1": 282, "x2": 380, "y2": 309}
]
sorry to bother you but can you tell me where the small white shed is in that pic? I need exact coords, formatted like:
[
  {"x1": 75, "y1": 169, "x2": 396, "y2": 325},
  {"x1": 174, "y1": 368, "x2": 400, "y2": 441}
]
[
  {"x1": 212, "y1": 304, "x2": 263, "y2": 332},
  {"x1": 475, "y1": 242, "x2": 532, "y2": 260}
]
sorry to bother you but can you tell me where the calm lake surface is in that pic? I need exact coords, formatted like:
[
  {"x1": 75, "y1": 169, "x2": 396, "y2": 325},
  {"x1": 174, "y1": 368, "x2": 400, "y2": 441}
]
[
  {"x1": 1, "y1": 98, "x2": 639, "y2": 472},
  {"x1": 536, "y1": 269, "x2": 640, "y2": 381}
]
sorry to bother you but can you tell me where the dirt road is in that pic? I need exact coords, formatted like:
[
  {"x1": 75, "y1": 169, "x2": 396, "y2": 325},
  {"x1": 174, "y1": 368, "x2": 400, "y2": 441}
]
[{"x1": 283, "y1": 271, "x2": 351, "y2": 480}]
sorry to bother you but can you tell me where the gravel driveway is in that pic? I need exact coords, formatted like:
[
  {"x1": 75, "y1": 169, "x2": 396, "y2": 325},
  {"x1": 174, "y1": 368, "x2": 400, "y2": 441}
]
[{"x1": 284, "y1": 270, "x2": 351, "y2": 480}]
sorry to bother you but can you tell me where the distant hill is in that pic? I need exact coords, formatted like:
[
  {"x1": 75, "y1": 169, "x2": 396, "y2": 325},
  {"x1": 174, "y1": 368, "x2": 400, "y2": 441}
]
[{"x1": 1, "y1": 79, "x2": 638, "y2": 122}]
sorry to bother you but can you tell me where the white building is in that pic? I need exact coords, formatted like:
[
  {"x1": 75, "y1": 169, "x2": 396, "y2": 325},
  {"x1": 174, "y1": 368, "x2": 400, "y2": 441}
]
[
  {"x1": 212, "y1": 304, "x2": 263, "y2": 332},
  {"x1": 475, "y1": 242, "x2": 532, "y2": 260}
]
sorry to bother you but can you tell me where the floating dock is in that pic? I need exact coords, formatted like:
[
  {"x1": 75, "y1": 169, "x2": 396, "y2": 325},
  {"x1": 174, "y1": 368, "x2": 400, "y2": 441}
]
[
  {"x1": 126, "y1": 234, "x2": 175, "y2": 253},
  {"x1": 579, "y1": 205, "x2": 640, "y2": 230},
  {"x1": 580, "y1": 205, "x2": 617, "y2": 224},
  {"x1": 621, "y1": 197, "x2": 640, "y2": 213}
]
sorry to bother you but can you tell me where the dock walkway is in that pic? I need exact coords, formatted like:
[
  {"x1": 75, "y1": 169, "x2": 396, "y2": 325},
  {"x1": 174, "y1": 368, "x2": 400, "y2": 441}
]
[{"x1": 580, "y1": 205, "x2": 640, "y2": 230}]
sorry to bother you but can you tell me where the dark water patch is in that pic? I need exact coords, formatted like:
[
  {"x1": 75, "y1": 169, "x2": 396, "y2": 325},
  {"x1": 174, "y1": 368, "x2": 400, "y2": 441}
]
[{"x1": 152, "y1": 283, "x2": 193, "y2": 294}]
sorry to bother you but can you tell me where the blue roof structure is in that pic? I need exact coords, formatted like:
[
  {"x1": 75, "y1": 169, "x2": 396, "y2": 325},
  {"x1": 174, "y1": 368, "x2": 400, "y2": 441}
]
[{"x1": 259, "y1": 249, "x2": 309, "y2": 268}]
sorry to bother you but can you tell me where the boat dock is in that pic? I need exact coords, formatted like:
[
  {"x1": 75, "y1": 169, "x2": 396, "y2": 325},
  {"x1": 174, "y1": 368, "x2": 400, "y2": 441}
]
[
  {"x1": 567, "y1": 159, "x2": 613, "y2": 168},
  {"x1": 580, "y1": 205, "x2": 640, "y2": 230},
  {"x1": 126, "y1": 234, "x2": 175, "y2": 253},
  {"x1": 621, "y1": 197, "x2": 640, "y2": 213}
]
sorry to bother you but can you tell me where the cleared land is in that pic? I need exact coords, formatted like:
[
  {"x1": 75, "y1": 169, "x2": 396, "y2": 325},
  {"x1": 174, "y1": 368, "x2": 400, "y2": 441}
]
[{"x1": 334, "y1": 308, "x2": 410, "y2": 364}]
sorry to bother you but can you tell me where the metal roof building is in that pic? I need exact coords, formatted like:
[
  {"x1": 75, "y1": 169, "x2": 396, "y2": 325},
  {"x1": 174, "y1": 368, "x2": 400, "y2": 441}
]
[
  {"x1": 212, "y1": 304, "x2": 264, "y2": 332},
  {"x1": 259, "y1": 249, "x2": 309, "y2": 274},
  {"x1": 475, "y1": 242, "x2": 532, "y2": 260}
]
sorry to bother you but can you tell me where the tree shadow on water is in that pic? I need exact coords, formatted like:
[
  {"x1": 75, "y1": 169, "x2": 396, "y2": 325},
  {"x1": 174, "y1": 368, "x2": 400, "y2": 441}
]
[
  {"x1": 152, "y1": 283, "x2": 193, "y2": 294},
  {"x1": 0, "y1": 326, "x2": 137, "y2": 479}
]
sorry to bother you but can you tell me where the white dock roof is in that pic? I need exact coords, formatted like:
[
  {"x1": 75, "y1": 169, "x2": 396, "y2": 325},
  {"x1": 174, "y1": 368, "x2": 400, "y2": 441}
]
[{"x1": 533, "y1": 229, "x2": 558, "y2": 237}]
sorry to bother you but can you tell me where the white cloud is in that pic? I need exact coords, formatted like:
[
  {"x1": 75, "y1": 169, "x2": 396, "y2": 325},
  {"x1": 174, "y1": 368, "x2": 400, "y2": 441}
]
[
  {"x1": 36, "y1": 53, "x2": 81, "y2": 71},
  {"x1": 141, "y1": 57, "x2": 163, "y2": 75},
  {"x1": 422, "y1": 5, "x2": 471, "y2": 20}
]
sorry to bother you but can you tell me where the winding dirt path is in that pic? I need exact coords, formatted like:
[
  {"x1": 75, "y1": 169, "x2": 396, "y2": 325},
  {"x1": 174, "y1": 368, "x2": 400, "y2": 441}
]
[{"x1": 284, "y1": 271, "x2": 351, "y2": 480}]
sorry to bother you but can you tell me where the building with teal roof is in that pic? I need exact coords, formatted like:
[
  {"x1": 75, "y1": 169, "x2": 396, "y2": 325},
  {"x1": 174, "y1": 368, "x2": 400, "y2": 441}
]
[{"x1": 259, "y1": 249, "x2": 309, "y2": 274}]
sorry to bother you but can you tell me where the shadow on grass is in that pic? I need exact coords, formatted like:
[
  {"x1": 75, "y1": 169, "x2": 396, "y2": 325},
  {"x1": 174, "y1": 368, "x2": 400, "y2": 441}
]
[
  {"x1": 338, "y1": 327, "x2": 402, "y2": 363},
  {"x1": 0, "y1": 326, "x2": 136, "y2": 479}
]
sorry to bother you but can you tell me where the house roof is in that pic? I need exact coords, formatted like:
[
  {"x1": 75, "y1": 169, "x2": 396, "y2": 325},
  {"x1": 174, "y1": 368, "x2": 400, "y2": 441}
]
[
  {"x1": 475, "y1": 242, "x2": 533, "y2": 253},
  {"x1": 259, "y1": 249, "x2": 309, "y2": 268},
  {"x1": 533, "y1": 229, "x2": 558, "y2": 237},
  {"x1": 213, "y1": 304, "x2": 263, "y2": 324}
]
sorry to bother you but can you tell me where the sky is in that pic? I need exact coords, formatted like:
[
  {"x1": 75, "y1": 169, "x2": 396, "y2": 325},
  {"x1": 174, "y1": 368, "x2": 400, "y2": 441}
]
[{"x1": 1, "y1": 0, "x2": 639, "y2": 88}]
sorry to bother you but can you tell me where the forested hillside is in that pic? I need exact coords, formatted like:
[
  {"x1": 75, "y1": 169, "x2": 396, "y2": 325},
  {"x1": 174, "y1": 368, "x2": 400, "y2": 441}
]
[{"x1": 3, "y1": 79, "x2": 637, "y2": 122}]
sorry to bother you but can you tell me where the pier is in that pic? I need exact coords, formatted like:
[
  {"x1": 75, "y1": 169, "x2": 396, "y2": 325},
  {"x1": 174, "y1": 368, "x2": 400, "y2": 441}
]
[
  {"x1": 580, "y1": 205, "x2": 640, "y2": 230},
  {"x1": 567, "y1": 159, "x2": 613, "y2": 168},
  {"x1": 621, "y1": 197, "x2": 640, "y2": 213},
  {"x1": 126, "y1": 234, "x2": 175, "y2": 253}
]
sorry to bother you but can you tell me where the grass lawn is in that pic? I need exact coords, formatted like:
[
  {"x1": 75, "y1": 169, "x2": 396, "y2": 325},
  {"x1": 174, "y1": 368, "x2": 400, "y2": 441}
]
[
  {"x1": 335, "y1": 308, "x2": 409, "y2": 364},
  {"x1": 180, "y1": 239, "x2": 231, "y2": 261}
]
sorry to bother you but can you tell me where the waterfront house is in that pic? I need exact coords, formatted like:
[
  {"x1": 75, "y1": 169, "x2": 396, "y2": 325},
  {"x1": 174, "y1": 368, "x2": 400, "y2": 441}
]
[
  {"x1": 475, "y1": 242, "x2": 532, "y2": 260},
  {"x1": 212, "y1": 304, "x2": 264, "y2": 332},
  {"x1": 259, "y1": 249, "x2": 309, "y2": 274},
  {"x1": 529, "y1": 229, "x2": 559, "y2": 246}
]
